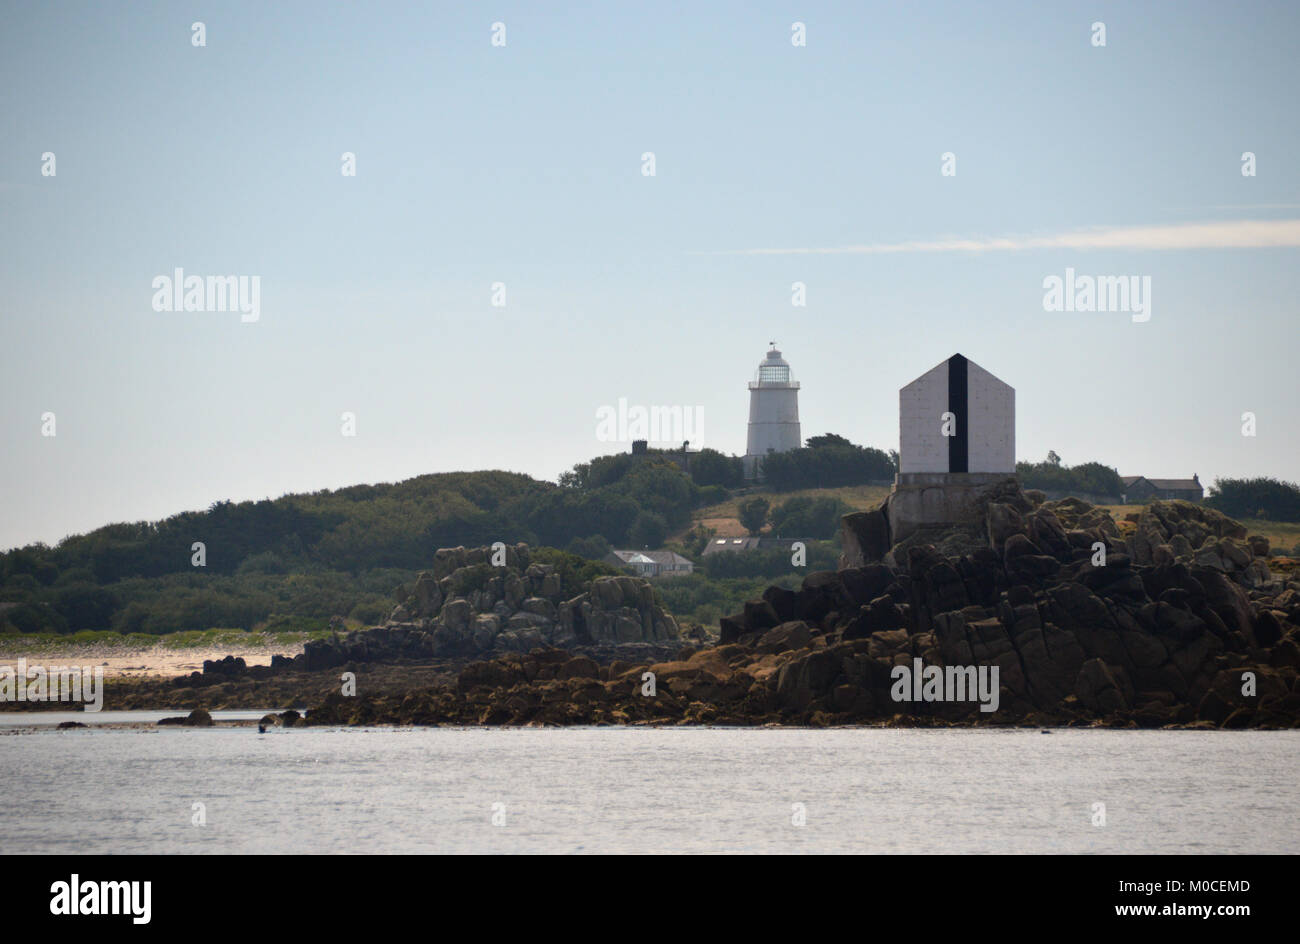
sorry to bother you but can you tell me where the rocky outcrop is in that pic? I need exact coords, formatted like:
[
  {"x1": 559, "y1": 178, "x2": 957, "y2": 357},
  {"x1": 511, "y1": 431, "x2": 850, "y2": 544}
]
[
  {"x1": 162, "y1": 545, "x2": 682, "y2": 706},
  {"x1": 396, "y1": 544, "x2": 679, "y2": 656},
  {"x1": 1126, "y1": 500, "x2": 1247, "y2": 564},
  {"x1": 267, "y1": 545, "x2": 680, "y2": 673},
  {"x1": 1120, "y1": 500, "x2": 1276, "y2": 590},
  {"x1": 174, "y1": 653, "x2": 275, "y2": 687},
  {"x1": 316, "y1": 501, "x2": 1299, "y2": 728}
]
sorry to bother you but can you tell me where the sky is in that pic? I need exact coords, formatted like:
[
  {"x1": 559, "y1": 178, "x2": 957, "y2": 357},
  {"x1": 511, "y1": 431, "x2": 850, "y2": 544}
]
[{"x1": 1, "y1": 0, "x2": 1297, "y2": 550}]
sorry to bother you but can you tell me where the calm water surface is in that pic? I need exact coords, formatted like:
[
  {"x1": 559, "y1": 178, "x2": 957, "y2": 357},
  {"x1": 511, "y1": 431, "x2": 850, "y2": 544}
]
[
  {"x1": 0, "y1": 710, "x2": 276, "y2": 727},
  {"x1": 4, "y1": 724, "x2": 1296, "y2": 853}
]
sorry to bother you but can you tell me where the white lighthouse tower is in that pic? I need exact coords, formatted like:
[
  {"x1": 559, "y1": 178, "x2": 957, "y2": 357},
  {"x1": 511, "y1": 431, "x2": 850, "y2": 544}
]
[{"x1": 744, "y1": 343, "x2": 802, "y2": 479}]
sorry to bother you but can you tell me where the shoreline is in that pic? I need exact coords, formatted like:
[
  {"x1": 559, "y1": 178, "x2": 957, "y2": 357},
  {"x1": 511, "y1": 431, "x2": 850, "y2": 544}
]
[
  {"x1": 0, "y1": 636, "x2": 308, "y2": 680},
  {"x1": 1, "y1": 711, "x2": 1290, "y2": 732}
]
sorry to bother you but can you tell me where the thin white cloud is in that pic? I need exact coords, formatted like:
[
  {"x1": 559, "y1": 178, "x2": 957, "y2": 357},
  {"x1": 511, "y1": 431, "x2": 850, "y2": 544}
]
[
  {"x1": 713, "y1": 219, "x2": 1300, "y2": 255},
  {"x1": 1195, "y1": 203, "x2": 1300, "y2": 210}
]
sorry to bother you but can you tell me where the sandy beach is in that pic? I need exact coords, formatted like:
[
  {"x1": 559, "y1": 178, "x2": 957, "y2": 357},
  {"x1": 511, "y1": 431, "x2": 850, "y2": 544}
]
[{"x1": 0, "y1": 637, "x2": 305, "y2": 678}]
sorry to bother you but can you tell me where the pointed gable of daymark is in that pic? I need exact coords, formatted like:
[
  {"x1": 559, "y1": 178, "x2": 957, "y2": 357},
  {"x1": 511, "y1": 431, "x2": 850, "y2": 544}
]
[{"x1": 899, "y1": 354, "x2": 1015, "y2": 476}]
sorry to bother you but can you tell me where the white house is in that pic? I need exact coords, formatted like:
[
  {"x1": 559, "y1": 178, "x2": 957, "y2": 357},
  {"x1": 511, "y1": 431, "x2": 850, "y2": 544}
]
[{"x1": 605, "y1": 550, "x2": 695, "y2": 578}]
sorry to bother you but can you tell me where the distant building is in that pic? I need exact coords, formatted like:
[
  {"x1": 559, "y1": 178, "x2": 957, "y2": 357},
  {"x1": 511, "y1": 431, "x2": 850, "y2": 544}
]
[
  {"x1": 744, "y1": 344, "x2": 801, "y2": 480},
  {"x1": 605, "y1": 549, "x2": 695, "y2": 577},
  {"x1": 1121, "y1": 475, "x2": 1203, "y2": 503},
  {"x1": 630, "y1": 439, "x2": 698, "y2": 474},
  {"x1": 700, "y1": 536, "x2": 809, "y2": 556}
]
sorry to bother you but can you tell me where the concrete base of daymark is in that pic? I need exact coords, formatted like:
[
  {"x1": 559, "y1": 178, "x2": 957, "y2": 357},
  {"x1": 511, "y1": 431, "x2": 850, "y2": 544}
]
[
  {"x1": 887, "y1": 473, "x2": 1020, "y2": 544},
  {"x1": 839, "y1": 474, "x2": 1026, "y2": 567}
]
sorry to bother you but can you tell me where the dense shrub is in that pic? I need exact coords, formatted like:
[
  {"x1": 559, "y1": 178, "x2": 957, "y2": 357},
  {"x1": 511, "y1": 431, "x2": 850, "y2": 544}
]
[
  {"x1": 565, "y1": 534, "x2": 611, "y2": 560},
  {"x1": 1017, "y1": 455, "x2": 1123, "y2": 498},
  {"x1": 627, "y1": 512, "x2": 669, "y2": 549},
  {"x1": 738, "y1": 497, "x2": 770, "y2": 535},
  {"x1": 760, "y1": 434, "x2": 895, "y2": 491},
  {"x1": 690, "y1": 449, "x2": 744, "y2": 488},
  {"x1": 1206, "y1": 477, "x2": 1300, "y2": 522},
  {"x1": 696, "y1": 484, "x2": 729, "y2": 507},
  {"x1": 654, "y1": 572, "x2": 808, "y2": 629},
  {"x1": 530, "y1": 548, "x2": 623, "y2": 599},
  {"x1": 768, "y1": 496, "x2": 850, "y2": 539},
  {"x1": 702, "y1": 542, "x2": 838, "y2": 579},
  {"x1": 0, "y1": 459, "x2": 707, "y2": 635}
]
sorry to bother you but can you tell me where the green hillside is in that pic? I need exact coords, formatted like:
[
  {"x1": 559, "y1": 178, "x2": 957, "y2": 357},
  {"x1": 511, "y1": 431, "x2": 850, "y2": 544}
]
[
  {"x1": 0, "y1": 458, "x2": 705, "y2": 636},
  {"x1": 6, "y1": 435, "x2": 1296, "y2": 640}
]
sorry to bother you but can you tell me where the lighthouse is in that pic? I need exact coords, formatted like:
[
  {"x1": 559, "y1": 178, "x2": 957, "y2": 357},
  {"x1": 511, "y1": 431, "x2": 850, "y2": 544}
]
[{"x1": 744, "y1": 343, "x2": 802, "y2": 480}]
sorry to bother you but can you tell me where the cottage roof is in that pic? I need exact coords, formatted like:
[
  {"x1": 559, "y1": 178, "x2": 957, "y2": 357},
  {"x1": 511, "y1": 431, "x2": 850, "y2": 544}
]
[
  {"x1": 1146, "y1": 478, "x2": 1202, "y2": 491},
  {"x1": 700, "y1": 536, "x2": 810, "y2": 555},
  {"x1": 610, "y1": 550, "x2": 693, "y2": 566},
  {"x1": 1121, "y1": 475, "x2": 1201, "y2": 491}
]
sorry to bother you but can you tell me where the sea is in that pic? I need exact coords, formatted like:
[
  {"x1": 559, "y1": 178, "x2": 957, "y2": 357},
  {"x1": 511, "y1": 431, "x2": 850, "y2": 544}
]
[{"x1": 4, "y1": 714, "x2": 1297, "y2": 854}]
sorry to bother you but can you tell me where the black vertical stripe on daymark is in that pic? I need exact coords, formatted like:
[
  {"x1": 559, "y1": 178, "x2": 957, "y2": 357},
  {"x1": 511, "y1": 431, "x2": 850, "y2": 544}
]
[{"x1": 948, "y1": 354, "x2": 968, "y2": 473}]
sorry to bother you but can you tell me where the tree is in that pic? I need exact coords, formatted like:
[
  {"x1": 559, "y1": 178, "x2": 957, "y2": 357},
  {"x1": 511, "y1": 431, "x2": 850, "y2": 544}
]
[
  {"x1": 690, "y1": 448, "x2": 743, "y2": 488},
  {"x1": 768, "y1": 496, "x2": 849, "y2": 539},
  {"x1": 566, "y1": 534, "x2": 611, "y2": 560},
  {"x1": 1017, "y1": 456, "x2": 1122, "y2": 498},
  {"x1": 52, "y1": 585, "x2": 119, "y2": 632},
  {"x1": 761, "y1": 438, "x2": 895, "y2": 491},
  {"x1": 738, "y1": 497, "x2": 770, "y2": 535},
  {"x1": 627, "y1": 512, "x2": 668, "y2": 549},
  {"x1": 805, "y1": 433, "x2": 853, "y2": 449},
  {"x1": 1206, "y1": 477, "x2": 1300, "y2": 522},
  {"x1": 1046, "y1": 450, "x2": 1062, "y2": 466}
]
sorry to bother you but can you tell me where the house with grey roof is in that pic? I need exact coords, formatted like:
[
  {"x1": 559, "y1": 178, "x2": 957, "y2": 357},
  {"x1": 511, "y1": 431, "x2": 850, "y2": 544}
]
[
  {"x1": 700, "y1": 536, "x2": 810, "y2": 557},
  {"x1": 1121, "y1": 474, "x2": 1203, "y2": 503},
  {"x1": 604, "y1": 549, "x2": 695, "y2": 578}
]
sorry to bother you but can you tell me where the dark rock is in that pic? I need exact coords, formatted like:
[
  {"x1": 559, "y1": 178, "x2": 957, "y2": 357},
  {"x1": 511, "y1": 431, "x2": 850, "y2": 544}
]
[
  {"x1": 557, "y1": 656, "x2": 600, "y2": 680},
  {"x1": 757, "y1": 621, "x2": 811, "y2": 654},
  {"x1": 774, "y1": 649, "x2": 841, "y2": 711},
  {"x1": 186, "y1": 708, "x2": 213, "y2": 726},
  {"x1": 839, "y1": 564, "x2": 896, "y2": 607},
  {"x1": 986, "y1": 502, "x2": 1026, "y2": 552},
  {"x1": 840, "y1": 507, "x2": 891, "y2": 567},
  {"x1": 159, "y1": 708, "x2": 213, "y2": 727},
  {"x1": 742, "y1": 599, "x2": 781, "y2": 633},
  {"x1": 718, "y1": 613, "x2": 746, "y2": 645},
  {"x1": 762, "y1": 585, "x2": 798, "y2": 622},
  {"x1": 1075, "y1": 659, "x2": 1128, "y2": 713}
]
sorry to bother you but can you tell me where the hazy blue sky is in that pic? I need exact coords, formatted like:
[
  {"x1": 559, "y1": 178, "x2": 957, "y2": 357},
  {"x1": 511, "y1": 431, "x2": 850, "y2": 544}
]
[{"x1": 2, "y1": 0, "x2": 1297, "y2": 550}]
